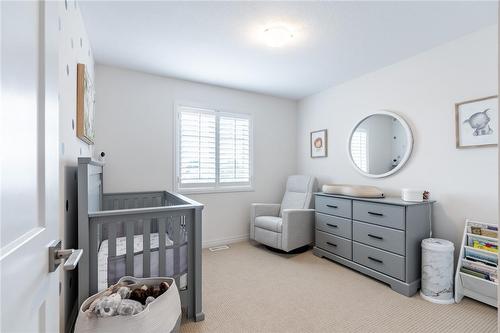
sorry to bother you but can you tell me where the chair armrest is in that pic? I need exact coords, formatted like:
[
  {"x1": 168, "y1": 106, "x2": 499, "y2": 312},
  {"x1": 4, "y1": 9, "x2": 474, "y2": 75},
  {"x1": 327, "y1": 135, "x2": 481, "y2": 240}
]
[
  {"x1": 251, "y1": 203, "x2": 281, "y2": 218},
  {"x1": 250, "y1": 203, "x2": 281, "y2": 240},
  {"x1": 281, "y1": 209, "x2": 315, "y2": 252}
]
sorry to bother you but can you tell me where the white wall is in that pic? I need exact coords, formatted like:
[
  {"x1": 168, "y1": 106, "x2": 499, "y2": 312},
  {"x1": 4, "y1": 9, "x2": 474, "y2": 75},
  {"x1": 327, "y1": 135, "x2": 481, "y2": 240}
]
[
  {"x1": 94, "y1": 65, "x2": 297, "y2": 247},
  {"x1": 297, "y1": 25, "x2": 498, "y2": 254},
  {"x1": 58, "y1": 0, "x2": 94, "y2": 329}
]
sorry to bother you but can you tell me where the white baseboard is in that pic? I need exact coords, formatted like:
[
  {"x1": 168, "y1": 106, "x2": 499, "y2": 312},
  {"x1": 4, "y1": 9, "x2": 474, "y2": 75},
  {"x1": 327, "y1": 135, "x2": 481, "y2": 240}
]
[{"x1": 202, "y1": 234, "x2": 249, "y2": 248}]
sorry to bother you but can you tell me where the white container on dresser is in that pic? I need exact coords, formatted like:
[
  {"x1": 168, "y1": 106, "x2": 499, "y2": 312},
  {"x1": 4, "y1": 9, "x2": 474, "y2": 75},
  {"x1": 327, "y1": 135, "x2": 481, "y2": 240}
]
[{"x1": 313, "y1": 193, "x2": 434, "y2": 296}]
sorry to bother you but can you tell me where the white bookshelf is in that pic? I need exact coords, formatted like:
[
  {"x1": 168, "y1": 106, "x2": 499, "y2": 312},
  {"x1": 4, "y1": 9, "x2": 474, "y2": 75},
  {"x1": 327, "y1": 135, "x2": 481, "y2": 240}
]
[{"x1": 455, "y1": 219, "x2": 498, "y2": 307}]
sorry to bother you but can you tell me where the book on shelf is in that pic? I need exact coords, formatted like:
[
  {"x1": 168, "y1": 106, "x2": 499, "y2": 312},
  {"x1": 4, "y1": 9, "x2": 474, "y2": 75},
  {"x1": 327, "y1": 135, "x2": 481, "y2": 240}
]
[
  {"x1": 467, "y1": 222, "x2": 498, "y2": 238},
  {"x1": 461, "y1": 259, "x2": 498, "y2": 282},
  {"x1": 460, "y1": 267, "x2": 496, "y2": 282},
  {"x1": 467, "y1": 235, "x2": 498, "y2": 253},
  {"x1": 464, "y1": 247, "x2": 498, "y2": 265}
]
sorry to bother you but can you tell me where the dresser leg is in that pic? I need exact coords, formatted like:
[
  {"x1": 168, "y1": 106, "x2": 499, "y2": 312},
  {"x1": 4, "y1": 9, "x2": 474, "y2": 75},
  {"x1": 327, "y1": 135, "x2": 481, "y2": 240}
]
[{"x1": 390, "y1": 280, "x2": 420, "y2": 297}]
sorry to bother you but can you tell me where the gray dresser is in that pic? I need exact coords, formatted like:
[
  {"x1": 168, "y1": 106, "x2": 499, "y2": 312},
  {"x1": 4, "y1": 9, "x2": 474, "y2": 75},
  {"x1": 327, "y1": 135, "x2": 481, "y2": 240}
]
[{"x1": 313, "y1": 193, "x2": 434, "y2": 296}]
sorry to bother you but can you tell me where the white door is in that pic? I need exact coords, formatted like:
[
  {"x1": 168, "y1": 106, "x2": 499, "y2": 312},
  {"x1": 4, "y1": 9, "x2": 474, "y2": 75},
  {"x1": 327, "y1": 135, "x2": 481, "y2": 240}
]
[{"x1": 1, "y1": 0, "x2": 61, "y2": 332}]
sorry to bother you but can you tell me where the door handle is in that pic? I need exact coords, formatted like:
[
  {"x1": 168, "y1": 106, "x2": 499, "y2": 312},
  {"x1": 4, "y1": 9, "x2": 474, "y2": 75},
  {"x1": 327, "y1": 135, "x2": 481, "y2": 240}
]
[{"x1": 49, "y1": 240, "x2": 83, "y2": 272}]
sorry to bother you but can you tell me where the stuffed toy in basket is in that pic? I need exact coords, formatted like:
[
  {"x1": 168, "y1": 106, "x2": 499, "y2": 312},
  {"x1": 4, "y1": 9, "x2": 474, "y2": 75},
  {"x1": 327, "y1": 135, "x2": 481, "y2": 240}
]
[{"x1": 75, "y1": 276, "x2": 181, "y2": 333}]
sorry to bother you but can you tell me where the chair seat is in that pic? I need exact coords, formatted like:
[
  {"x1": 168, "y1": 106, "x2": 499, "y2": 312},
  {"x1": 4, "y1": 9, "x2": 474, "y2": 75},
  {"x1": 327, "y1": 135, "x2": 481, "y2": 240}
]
[{"x1": 254, "y1": 216, "x2": 283, "y2": 233}]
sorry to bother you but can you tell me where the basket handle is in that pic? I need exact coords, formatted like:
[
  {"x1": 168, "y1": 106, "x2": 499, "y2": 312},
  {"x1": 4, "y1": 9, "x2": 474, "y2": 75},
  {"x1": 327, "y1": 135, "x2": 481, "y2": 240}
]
[{"x1": 117, "y1": 276, "x2": 141, "y2": 285}]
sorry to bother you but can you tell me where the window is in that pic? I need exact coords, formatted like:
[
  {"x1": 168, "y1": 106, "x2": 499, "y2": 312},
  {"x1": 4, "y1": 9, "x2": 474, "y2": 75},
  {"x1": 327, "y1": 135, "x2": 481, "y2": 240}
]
[
  {"x1": 350, "y1": 129, "x2": 368, "y2": 172},
  {"x1": 176, "y1": 105, "x2": 252, "y2": 193}
]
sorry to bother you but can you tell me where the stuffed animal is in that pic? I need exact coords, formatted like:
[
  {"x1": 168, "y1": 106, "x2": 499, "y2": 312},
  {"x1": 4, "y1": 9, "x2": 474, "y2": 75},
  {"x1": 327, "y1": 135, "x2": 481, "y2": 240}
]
[
  {"x1": 94, "y1": 293, "x2": 122, "y2": 317},
  {"x1": 116, "y1": 286, "x2": 131, "y2": 300},
  {"x1": 159, "y1": 281, "x2": 170, "y2": 295},
  {"x1": 129, "y1": 285, "x2": 149, "y2": 304},
  {"x1": 145, "y1": 296, "x2": 156, "y2": 306},
  {"x1": 117, "y1": 299, "x2": 144, "y2": 316}
]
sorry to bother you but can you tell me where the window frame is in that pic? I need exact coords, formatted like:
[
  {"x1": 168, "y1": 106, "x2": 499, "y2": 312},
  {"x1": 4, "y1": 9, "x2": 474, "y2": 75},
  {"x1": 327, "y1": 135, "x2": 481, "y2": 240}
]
[{"x1": 174, "y1": 102, "x2": 254, "y2": 194}]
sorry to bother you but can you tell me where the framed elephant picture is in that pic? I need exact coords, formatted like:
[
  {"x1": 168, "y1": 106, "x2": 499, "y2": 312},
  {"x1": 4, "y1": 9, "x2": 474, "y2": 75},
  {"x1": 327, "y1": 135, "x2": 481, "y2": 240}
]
[{"x1": 455, "y1": 95, "x2": 498, "y2": 148}]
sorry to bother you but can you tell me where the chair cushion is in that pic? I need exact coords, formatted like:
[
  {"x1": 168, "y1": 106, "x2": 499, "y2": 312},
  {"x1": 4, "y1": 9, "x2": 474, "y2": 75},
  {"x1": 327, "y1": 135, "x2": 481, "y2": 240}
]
[
  {"x1": 254, "y1": 216, "x2": 283, "y2": 233},
  {"x1": 279, "y1": 175, "x2": 317, "y2": 216}
]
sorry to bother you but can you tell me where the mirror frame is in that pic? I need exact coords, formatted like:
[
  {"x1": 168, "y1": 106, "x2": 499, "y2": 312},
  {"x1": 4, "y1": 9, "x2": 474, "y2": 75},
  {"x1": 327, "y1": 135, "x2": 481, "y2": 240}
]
[{"x1": 348, "y1": 110, "x2": 413, "y2": 178}]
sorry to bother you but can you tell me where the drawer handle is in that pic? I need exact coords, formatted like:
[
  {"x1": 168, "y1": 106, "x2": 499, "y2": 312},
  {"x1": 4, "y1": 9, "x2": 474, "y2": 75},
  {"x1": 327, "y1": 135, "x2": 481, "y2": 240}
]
[
  {"x1": 368, "y1": 211, "x2": 384, "y2": 217},
  {"x1": 326, "y1": 242, "x2": 337, "y2": 247},
  {"x1": 368, "y1": 234, "x2": 383, "y2": 240},
  {"x1": 326, "y1": 204, "x2": 338, "y2": 209},
  {"x1": 326, "y1": 223, "x2": 338, "y2": 228},
  {"x1": 368, "y1": 256, "x2": 383, "y2": 264}
]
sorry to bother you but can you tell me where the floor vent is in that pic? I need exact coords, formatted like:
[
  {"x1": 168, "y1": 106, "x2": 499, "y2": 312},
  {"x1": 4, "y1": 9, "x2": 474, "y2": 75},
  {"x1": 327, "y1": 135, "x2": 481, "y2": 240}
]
[{"x1": 208, "y1": 245, "x2": 230, "y2": 252}]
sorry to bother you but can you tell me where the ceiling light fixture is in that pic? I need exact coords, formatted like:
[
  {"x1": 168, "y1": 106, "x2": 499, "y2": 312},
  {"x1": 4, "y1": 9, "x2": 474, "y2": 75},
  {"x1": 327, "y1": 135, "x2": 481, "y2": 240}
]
[{"x1": 262, "y1": 25, "x2": 294, "y2": 48}]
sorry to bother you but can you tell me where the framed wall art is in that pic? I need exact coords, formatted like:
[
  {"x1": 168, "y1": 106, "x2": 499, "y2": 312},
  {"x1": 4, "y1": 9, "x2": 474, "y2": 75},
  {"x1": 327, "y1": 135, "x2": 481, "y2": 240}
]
[
  {"x1": 310, "y1": 129, "x2": 327, "y2": 158},
  {"x1": 455, "y1": 95, "x2": 498, "y2": 148},
  {"x1": 76, "y1": 63, "x2": 95, "y2": 144}
]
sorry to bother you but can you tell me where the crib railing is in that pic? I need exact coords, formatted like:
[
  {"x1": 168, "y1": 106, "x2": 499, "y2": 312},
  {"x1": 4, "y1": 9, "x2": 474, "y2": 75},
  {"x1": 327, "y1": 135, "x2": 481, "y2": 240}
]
[{"x1": 79, "y1": 192, "x2": 203, "y2": 320}]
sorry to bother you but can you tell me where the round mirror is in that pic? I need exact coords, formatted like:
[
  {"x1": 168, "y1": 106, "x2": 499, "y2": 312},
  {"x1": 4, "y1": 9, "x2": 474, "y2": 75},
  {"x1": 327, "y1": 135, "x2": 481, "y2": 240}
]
[{"x1": 348, "y1": 111, "x2": 413, "y2": 178}]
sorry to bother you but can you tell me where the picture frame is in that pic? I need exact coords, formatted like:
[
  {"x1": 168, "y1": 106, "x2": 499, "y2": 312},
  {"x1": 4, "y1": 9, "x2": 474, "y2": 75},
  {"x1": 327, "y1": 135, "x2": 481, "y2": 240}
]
[
  {"x1": 76, "y1": 63, "x2": 95, "y2": 144},
  {"x1": 310, "y1": 129, "x2": 328, "y2": 158},
  {"x1": 455, "y1": 95, "x2": 498, "y2": 149}
]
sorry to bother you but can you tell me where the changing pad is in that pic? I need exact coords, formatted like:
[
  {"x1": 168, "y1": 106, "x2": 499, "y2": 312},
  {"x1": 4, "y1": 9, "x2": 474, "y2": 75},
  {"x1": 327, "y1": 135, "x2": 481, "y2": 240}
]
[{"x1": 322, "y1": 184, "x2": 384, "y2": 198}]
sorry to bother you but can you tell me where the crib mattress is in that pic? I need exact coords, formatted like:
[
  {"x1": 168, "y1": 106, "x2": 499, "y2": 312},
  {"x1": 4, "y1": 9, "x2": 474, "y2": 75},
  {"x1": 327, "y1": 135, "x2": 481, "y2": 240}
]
[{"x1": 98, "y1": 233, "x2": 187, "y2": 291}]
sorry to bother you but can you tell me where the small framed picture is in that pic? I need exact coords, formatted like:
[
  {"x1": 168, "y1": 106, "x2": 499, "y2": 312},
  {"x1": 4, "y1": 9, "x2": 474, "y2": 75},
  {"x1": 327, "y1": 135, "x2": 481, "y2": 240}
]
[
  {"x1": 455, "y1": 95, "x2": 498, "y2": 148},
  {"x1": 310, "y1": 129, "x2": 328, "y2": 158}
]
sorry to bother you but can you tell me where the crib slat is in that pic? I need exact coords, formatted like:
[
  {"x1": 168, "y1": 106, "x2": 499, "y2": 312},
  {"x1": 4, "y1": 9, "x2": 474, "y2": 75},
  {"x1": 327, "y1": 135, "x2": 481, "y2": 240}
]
[
  {"x1": 159, "y1": 218, "x2": 166, "y2": 276},
  {"x1": 143, "y1": 219, "x2": 151, "y2": 277},
  {"x1": 108, "y1": 223, "x2": 117, "y2": 259},
  {"x1": 89, "y1": 221, "x2": 99, "y2": 294},
  {"x1": 126, "y1": 221, "x2": 134, "y2": 276},
  {"x1": 173, "y1": 216, "x2": 181, "y2": 287}
]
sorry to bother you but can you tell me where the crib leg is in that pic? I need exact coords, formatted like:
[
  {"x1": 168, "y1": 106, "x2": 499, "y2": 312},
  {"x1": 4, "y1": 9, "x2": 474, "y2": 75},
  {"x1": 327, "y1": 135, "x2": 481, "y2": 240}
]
[{"x1": 194, "y1": 207, "x2": 204, "y2": 321}]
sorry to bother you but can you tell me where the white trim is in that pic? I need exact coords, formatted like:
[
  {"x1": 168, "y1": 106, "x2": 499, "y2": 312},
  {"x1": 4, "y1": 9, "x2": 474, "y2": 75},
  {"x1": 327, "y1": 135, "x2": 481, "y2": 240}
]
[
  {"x1": 202, "y1": 234, "x2": 249, "y2": 249},
  {"x1": 173, "y1": 101, "x2": 254, "y2": 193},
  {"x1": 178, "y1": 186, "x2": 254, "y2": 195},
  {"x1": 347, "y1": 110, "x2": 413, "y2": 178}
]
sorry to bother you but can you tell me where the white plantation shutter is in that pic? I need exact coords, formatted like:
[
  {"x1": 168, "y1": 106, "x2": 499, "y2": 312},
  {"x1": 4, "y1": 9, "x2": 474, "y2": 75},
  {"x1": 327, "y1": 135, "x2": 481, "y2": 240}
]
[
  {"x1": 179, "y1": 107, "x2": 216, "y2": 185},
  {"x1": 351, "y1": 130, "x2": 368, "y2": 172},
  {"x1": 219, "y1": 116, "x2": 250, "y2": 183},
  {"x1": 176, "y1": 105, "x2": 252, "y2": 191}
]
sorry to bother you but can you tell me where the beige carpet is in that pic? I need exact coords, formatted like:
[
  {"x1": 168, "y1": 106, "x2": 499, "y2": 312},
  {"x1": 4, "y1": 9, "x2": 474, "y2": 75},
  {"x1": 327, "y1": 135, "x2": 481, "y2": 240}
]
[{"x1": 181, "y1": 241, "x2": 497, "y2": 333}]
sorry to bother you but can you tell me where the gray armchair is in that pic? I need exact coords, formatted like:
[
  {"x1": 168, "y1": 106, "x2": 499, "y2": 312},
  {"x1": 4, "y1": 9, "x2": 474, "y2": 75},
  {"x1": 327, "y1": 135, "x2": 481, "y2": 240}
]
[{"x1": 250, "y1": 175, "x2": 318, "y2": 252}]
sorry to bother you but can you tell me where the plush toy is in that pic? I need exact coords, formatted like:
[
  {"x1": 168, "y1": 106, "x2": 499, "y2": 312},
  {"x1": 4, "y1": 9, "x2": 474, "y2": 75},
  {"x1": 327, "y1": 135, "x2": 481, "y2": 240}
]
[
  {"x1": 117, "y1": 299, "x2": 144, "y2": 316},
  {"x1": 129, "y1": 285, "x2": 149, "y2": 304},
  {"x1": 116, "y1": 286, "x2": 131, "y2": 300},
  {"x1": 159, "y1": 281, "x2": 170, "y2": 295},
  {"x1": 145, "y1": 296, "x2": 156, "y2": 306},
  {"x1": 94, "y1": 293, "x2": 122, "y2": 317}
]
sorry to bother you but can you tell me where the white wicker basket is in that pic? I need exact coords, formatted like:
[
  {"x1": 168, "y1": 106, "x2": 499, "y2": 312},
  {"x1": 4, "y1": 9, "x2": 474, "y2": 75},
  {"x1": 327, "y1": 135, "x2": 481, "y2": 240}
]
[{"x1": 75, "y1": 276, "x2": 181, "y2": 333}]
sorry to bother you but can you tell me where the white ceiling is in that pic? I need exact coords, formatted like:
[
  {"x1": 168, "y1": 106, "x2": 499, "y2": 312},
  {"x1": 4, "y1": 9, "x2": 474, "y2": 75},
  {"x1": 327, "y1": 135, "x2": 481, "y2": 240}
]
[{"x1": 80, "y1": 1, "x2": 497, "y2": 100}]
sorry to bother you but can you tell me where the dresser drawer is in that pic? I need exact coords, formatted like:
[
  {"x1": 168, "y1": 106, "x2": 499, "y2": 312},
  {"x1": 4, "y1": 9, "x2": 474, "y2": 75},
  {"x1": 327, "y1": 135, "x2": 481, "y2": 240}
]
[
  {"x1": 315, "y1": 195, "x2": 352, "y2": 218},
  {"x1": 316, "y1": 230, "x2": 352, "y2": 260},
  {"x1": 353, "y1": 201, "x2": 405, "y2": 230},
  {"x1": 353, "y1": 221, "x2": 405, "y2": 255},
  {"x1": 316, "y1": 213, "x2": 352, "y2": 239},
  {"x1": 353, "y1": 242, "x2": 405, "y2": 281}
]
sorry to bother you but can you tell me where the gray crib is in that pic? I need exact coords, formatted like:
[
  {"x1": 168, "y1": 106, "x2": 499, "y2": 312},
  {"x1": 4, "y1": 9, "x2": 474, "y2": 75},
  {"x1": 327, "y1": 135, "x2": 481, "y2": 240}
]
[{"x1": 77, "y1": 157, "x2": 204, "y2": 321}]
